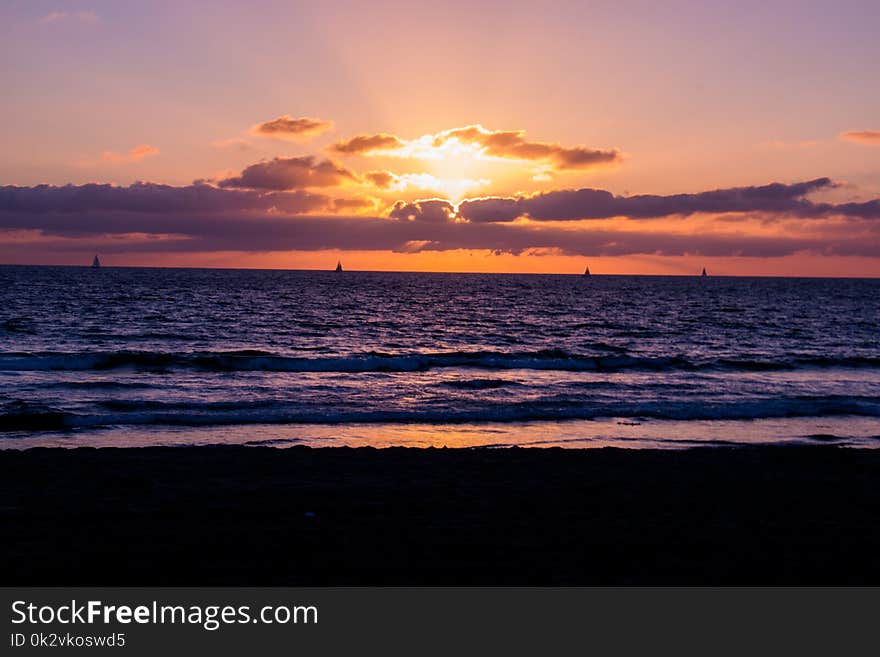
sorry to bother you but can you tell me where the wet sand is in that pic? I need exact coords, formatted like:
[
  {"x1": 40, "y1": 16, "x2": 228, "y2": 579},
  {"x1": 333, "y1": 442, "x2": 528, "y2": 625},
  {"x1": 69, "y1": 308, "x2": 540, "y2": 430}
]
[{"x1": 2, "y1": 445, "x2": 880, "y2": 585}]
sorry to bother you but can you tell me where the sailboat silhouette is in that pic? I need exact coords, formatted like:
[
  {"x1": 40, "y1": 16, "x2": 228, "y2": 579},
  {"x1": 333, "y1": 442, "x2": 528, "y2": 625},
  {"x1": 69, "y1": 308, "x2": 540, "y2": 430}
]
[
  {"x1": 583, "y1": 265, "x2": 590, "y2": 277},
  {"x1": 92, "y1": 255, "x2": 101, "y2": 269},
  {"x1": 701, "y1": 267, "x2": 707, "y2": 277},
  {"x1": 335, "y1": 260, "x2": 343, "y2": 273}
]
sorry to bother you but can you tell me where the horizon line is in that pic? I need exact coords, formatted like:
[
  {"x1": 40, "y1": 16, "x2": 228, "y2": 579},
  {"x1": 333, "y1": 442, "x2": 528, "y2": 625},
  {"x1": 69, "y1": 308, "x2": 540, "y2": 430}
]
[{"x1": 1, "y1": 262, "x2": 878, "y2": 279}]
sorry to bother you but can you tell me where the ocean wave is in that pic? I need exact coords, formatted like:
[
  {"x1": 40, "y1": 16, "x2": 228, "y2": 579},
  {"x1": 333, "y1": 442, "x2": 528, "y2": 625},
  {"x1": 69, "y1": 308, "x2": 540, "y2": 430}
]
[
  {"x1": 440, "y1": 378, "x2": 522, "y2": 390},
  {"x1": 2, "y1": 395, "x2": 878, "y2": 432},
  {"x1": 1, "y1": 349, "x2": 879, "y2": 374},
  {"x1": 1, "y1": 317, "x2": 37, "y2": 335},
  {"x1": 44, "y1": 380, "x2": 153, "y2": 390},
  {"x1": 0, "y1": 402, "x2": 70, "y2": 431}
]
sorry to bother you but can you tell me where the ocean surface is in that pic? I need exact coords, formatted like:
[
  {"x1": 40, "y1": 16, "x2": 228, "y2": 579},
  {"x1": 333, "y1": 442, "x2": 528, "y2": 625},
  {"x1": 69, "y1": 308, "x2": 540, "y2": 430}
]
[{"x1": 1, "y1": 266, "x2": 878, "y2": 448}]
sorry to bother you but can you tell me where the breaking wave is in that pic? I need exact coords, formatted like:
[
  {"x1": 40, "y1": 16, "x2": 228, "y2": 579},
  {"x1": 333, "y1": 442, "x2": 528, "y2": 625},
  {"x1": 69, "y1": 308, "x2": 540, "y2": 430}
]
[
  {"x1": 2, "y1": 349, "x2": 879, "y2": 374},
  {"x1": 3, "y1": 395, "x2": 878, "y2": 432}
]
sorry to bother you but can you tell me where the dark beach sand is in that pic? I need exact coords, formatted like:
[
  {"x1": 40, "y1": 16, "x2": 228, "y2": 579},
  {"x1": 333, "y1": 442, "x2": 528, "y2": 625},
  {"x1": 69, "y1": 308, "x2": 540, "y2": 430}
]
[{"x1": 2, "y1": 445, "x2": 880, "y2": 585}]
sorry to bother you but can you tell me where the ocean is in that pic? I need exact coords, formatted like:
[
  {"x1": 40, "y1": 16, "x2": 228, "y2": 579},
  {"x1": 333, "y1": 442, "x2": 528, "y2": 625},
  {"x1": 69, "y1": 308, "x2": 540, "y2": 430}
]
[{"x1": 1, "y1": 266, "x2": 878, "y2": 448}]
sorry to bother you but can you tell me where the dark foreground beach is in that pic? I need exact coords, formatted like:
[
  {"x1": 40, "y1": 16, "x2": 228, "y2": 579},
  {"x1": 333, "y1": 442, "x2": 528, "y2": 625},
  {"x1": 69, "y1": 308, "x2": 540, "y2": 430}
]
[{"x1": 3, "y1": 445, "x2": 880, "y2": 585}]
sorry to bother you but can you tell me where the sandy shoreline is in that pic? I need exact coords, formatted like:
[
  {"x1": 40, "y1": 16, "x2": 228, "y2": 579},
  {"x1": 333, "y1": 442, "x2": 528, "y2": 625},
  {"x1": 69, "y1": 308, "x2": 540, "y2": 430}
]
[{"x1": 3, "y1": 445, "x2": 880, "y2": 585}]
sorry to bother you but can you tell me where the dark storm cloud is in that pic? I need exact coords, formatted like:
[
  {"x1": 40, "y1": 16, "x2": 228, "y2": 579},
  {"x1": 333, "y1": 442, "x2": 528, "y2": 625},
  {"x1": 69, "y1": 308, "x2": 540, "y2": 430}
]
[
  {"x1": 457, "y1": 178, "x2": 842, "y2": 222},
  {"x1": 217, "y1": 156, "x2": 357, "y2": 190}
]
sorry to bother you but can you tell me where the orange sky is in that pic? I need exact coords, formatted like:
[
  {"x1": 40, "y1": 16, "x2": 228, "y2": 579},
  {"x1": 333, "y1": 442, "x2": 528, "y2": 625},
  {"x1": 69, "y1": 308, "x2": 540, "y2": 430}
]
[{"x1": 2, "y1": 1, "x2": 879, "y2": 275}]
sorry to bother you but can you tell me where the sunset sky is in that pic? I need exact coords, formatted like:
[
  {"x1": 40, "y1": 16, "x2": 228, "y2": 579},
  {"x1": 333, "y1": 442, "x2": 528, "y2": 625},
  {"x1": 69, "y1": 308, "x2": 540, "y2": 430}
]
[{"x1": 2, "y1": 0, "x2": 879, "y2": 275}]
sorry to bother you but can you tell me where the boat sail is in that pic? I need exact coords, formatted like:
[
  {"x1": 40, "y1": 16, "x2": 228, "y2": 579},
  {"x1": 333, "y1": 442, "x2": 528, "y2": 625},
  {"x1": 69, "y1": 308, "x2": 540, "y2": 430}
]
[
  {"x1": 701, "y1": 267, "x2": 707, "y2": 277},
  {"x1": 335, "y1": 260, "x2": 343, "y2": 272},
  {"x1": 583, "y1": 266, "x2": 590, "y2": 277},
  {"x1": 92, "y1": 255, "x2": 101, "y2": 268}
]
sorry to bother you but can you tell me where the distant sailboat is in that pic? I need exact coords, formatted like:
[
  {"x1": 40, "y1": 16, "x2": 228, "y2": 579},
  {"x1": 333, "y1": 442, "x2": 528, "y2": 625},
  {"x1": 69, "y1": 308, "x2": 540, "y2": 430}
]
[
  {"x1": 92, "y1": 255, "x2": 101, "y2": 269},
  {"x1": 701, "y1": 267, "x2": 707, "y2": 277},
  {"x1": 583, "y1": 265, "x2": 591, "y2": 277},
  {"x1": 335, "y1": 260, "x2": 343, "y2": 273}
]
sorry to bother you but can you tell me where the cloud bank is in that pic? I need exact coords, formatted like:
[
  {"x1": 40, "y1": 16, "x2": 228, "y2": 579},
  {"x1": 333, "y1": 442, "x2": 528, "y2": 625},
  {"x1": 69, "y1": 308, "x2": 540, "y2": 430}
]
[
  {"x1": 455, "y1": 178, "x2": 867, "y2": 222},
  {"x1": 3, "y1": 210, "x2": 877, "y2": 260},
  {"x1": 6, "y1": 178, "x2": 876, "y2": 223},
  {"x1": 0, "y1": 182, "x2": 332, "y2": 215},
  {"x1": 2, "y1": 177, "x2": 879, "y2": 260}
]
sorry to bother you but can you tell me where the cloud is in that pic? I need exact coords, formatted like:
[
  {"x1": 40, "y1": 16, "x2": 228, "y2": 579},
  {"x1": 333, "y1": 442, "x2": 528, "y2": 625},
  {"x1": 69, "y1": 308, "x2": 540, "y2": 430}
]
[
  {"x1": 40, "y1": 11, "x2": 98, "y2": 24},
  {"x1": 251, "y1": 116, "x2": 333, "y2": 141},
  {"x1": 364, "y1": 171, "x2": 397, "y2": 189},
  {"x1": 331, "y1": 197, "x2": 379, "y2": 213},
  {"x1": 456, "y1": 197, "x2": 521, "y2": 223},
  {"x1": 217, "y1": 156, "x2": 357, "y2": 190},
  {"x1": 5, "y1": 178, "x2": 874, "y2": 225},
  {"x1": 4, "y1": 208, "x2": 878, "y2": 260},
  {"x1": 331, "y1": 133, "x2": 406, "y2": 155},
  {"x1": 329, "y1": 124, "x2": 621, "y2": 171},
  {"x1": 433, "y1": 125, "x2": 621, "y2": 170},
  {"x1": 100, "y1": 144, "x2": 160, "y2": 164},
  {"x1": 389, "y1": 200, "x2": 457, "y2": 223},
  {"x1": 0, "y1": 182, "x2": 332, "y2": 215},
  {"x1": 840, "y1": 130, "x2": 880, "y2": 145},
  {"x1": 457, "y1": 178, "x2": 842, "y2": 222},
  {"x1": 823, "y1": 199, "x2": 880, "y2": 219},
  {"x1": 3, "y1": 178, "x2": 879, "y2": 260}
]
